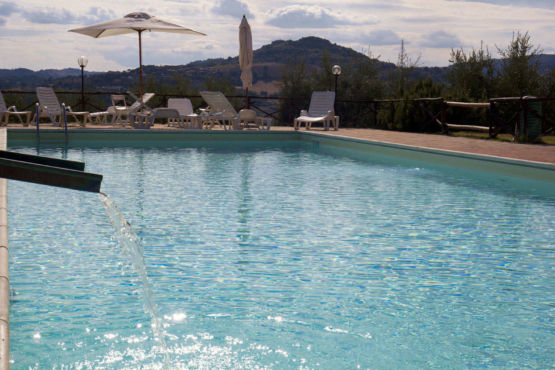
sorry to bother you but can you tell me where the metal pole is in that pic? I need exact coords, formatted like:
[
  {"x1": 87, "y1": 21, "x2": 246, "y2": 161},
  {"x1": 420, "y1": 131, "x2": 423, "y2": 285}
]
[
  {"x1": 35, "y1": 103, "x2": 40, "y2": 137},
  {"x1": 62, "y1": 103, "x2": 68, "y2": 136},
  {"x1": 138, "y1": 30, "x2": 144, "y2": 99},
  {"x1": 80, "y1": 66, "x2": 85, "y2": 112}
]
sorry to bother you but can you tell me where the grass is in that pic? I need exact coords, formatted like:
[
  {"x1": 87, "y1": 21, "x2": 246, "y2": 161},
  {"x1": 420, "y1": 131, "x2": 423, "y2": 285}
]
[{"x1": 449, "y1": 131, "x2": 555, "y2": 145}]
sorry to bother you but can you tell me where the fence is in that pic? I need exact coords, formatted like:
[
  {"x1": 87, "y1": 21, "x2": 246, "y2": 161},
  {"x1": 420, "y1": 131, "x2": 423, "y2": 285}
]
[{"x1": 2, "y1": 90, "x2": 554, "y2": 141}]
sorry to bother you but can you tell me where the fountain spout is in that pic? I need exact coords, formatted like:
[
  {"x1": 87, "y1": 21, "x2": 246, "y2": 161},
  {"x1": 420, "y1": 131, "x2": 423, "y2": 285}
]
[{"x1": 0, "y1": 150, "x2": 102, "y2": 192}]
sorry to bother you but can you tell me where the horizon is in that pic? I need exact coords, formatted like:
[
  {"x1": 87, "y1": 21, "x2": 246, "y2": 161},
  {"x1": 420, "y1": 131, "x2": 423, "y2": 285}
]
[{"x1": 1, "y1": 0, "x2": 554, "y2": 72}]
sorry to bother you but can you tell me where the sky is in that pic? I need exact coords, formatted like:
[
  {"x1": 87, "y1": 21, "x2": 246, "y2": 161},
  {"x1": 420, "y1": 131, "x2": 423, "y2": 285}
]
[{"x1": 0, "y1": 0, "x2": 553, "y2": 71}]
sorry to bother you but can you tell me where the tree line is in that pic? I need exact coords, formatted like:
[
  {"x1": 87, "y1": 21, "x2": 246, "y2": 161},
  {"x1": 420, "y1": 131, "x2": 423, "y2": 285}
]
[{"x1": 277, "y1": 31, "x2": 554, "y2": 136}]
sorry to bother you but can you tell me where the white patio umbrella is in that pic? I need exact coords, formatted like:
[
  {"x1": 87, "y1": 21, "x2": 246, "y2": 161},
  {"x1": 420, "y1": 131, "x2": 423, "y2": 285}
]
[
  {"x1": 238, "y1": 15, "x2": 253, "y2": 107},
  {"x1": 69, "y1": 12, "x2": 206, "y2": 98}
]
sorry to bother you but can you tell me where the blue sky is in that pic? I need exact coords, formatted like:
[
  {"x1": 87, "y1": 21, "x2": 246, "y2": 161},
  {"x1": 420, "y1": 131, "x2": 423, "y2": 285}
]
[{"x1": 0, "y1": 0, "x2": 553, "y2": 71}]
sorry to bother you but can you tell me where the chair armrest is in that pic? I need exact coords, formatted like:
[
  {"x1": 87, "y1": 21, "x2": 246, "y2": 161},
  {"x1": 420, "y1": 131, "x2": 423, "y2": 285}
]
[
  {"x1": 300, "y1": 109, "x2": 308, "y2": 116},
  {"x1": 8, "y1": 106, "x2": 16, "y2": 112}
]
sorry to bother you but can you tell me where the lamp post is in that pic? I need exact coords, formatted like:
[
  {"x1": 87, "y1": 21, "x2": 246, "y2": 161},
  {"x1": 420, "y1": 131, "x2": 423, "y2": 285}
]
[
  {"x1": 332, "y1": 64, "x2": 341, "y2": 96},
  {"x1": 77, "y1": 56, "x2": 88, "y2": 111}
]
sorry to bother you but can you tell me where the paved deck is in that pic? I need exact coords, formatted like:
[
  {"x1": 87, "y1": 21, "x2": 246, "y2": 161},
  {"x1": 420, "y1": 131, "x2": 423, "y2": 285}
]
[
  {"x1": 6, "y1": 124, "x2": 555, "y2": 165},
  {"x1": 313, "y1": 128, "x2": 555, "y2": 165}
]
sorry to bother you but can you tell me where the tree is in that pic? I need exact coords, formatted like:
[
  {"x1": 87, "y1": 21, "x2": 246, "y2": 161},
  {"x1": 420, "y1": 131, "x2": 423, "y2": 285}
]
[
  {"x1": 277, "y1": 57, "x2": 312, "y2": 124},
  {"x1": 447, "y1": 42, "x2": 497, "y2": 100},
  {"x1": 497, "y1": 31, "x2": 542, "y2": 97},
  {"x1": 389, "y1": 40, "x2": 421, "y2": 97}
]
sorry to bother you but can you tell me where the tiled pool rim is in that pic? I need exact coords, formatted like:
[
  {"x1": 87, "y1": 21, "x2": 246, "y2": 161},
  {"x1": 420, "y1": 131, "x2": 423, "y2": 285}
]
[
  {"x1": 1, "y1": 128, "x2": 554, "y2": 367},
  {"x1": 7, "y1": 129, "x2": 555, "y2": 182}
]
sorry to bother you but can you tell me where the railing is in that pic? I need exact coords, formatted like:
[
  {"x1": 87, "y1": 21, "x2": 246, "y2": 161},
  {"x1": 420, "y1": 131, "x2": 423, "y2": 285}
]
[{"x1": 2, "y1": 90, "x2": 554, "y2": 141}]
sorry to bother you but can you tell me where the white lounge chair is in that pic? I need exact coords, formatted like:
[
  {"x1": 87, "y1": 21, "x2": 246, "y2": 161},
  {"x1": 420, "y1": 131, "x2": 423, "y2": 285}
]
[
  {"x1": 0, "y1": 91, "x2": 31, "y2": 126},
  {"x1": 110, "y1": 92, "x2": 155, "y2": 126},
  {"x1": 237, "y1": 109, "x2": 272, "y2": 130},
  {"x1": 294, "y1": 91, "x2": 339, "y2": 131},
  {"x1": 129, "y1": 108, "x2": 184, "y2": 129},
  {"x1": 199, "y1": 91, "x2": 239, "y2": 130},
  {"x1": 167, "y1": 98, "x2": 200, "y2": 128},
  {"x1": 35, "y1": 87, "x2": 90, "y2": 127}
]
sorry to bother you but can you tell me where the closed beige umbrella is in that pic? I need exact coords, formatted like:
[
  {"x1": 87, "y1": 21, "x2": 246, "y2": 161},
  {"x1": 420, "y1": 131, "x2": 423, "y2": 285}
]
[
  {"x1": 70, "y1": 12, "x2": 206, "y2": 98},
  {"x1": 238, "y1": 15, "x2": 253, "y2": 107}
]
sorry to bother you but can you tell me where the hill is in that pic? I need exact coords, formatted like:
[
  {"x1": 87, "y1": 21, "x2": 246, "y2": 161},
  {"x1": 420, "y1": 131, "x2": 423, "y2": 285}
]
[{"x1": 1, "y1": 37, "x2": 554, "y2": 95}]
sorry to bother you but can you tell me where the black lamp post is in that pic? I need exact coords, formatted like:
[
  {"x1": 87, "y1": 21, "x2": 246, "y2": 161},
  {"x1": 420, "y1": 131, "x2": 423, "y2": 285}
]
[
  {"x1": 77, "y1": 56, "x2": 88, "y2": 111},
  {"x1": 332, "y1": 64, "x2": 341, "y2": 95}
]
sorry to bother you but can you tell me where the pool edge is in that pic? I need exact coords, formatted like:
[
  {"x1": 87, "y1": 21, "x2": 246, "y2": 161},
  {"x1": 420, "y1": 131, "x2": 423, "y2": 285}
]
[
  {"x1": 300, "y1": 131, "x2": 555, "y2": 183},
  {"x1": 0, "y1": 128, "x2": 9, "y2": 368}
]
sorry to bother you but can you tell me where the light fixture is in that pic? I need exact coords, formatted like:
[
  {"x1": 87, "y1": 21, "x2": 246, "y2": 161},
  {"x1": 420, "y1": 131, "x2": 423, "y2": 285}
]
[{"x1": 77, "y1": 56, "x2": 88, "y2": 111}]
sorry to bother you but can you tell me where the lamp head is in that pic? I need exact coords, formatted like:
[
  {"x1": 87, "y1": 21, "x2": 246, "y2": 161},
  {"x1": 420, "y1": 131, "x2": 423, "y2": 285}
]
[
  {"x1": 332, "y1": 65, "x2": 341, "y2": 76},
  {"x1": 77, "y1": 56, "x2": 88, "y2": 68}
]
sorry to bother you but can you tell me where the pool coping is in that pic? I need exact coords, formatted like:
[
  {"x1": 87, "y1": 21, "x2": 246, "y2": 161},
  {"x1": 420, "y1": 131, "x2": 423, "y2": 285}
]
[
  {"x1": 6, "y1": 128, "x2": 555, "y2": 183},
  {"x1": 300, "y1": 131, "x2": 555, "y2": 183},
  {"x1": 0, "y1": 128, "x2": 8, "y2": 368}
]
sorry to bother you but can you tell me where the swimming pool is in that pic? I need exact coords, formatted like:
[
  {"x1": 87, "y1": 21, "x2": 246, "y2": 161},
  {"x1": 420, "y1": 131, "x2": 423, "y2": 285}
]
[{"x1": 7, "y1": 138, "x2": 555, "y2": 368}]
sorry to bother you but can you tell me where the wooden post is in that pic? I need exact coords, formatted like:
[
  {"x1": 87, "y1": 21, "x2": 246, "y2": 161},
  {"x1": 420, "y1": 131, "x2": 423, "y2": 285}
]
[
  {"x1": 514, "y1": 99, "x2": 522, "y2": 142},
  {"x1": 488, "y1": 100, "x2": 494, "y2": 137},
  {"x1": 373, "y1": 102, "x2": 378, "y2": 127},
  {"x1": 441, "y1": 99, "x2": 447, "y2": 134}
]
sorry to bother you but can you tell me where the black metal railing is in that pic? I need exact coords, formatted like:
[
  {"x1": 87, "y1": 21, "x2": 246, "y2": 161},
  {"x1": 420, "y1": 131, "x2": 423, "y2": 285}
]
[{"x1": 2, "y1": 89, "x2": 554, "y2": 141}]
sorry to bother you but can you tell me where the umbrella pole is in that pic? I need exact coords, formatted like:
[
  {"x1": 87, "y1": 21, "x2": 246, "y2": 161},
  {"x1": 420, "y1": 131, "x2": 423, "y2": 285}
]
[
  {"x1": 245, "y1": 87, "x2": 249, "y2": 109},
  {"x1": 138, "y1": 30, "x2": 144, "y2": 99}
]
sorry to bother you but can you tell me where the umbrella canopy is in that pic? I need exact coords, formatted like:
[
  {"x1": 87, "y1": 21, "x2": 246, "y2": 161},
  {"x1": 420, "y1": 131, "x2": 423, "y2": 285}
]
[
  {"x1": 69, "y1": 12, "x2": 206, "y2": 97},
  {"x1": 238, "y1": 15, "x2": 253, "y2": 91}
]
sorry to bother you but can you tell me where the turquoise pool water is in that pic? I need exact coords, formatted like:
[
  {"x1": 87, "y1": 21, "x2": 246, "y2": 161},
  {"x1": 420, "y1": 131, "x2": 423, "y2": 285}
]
[{"x1": 7, "y1": 140, "x2": 555, "y2": 368}]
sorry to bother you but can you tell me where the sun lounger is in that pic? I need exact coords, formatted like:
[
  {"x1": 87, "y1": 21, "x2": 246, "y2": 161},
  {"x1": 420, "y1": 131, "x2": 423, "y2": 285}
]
[
  {"x1": 199, "y1": 91, "x2": 239, "y2": 130},
  {"x1": 294, "y1": 91, "x2": 339, "y2": 131},
  {"x1": 35, "y1": 87, "x2": 91, "y2": 127},
  {"x1": 237, "y1": 109, "x2": 272, "y2": 130},
  {"x1": 110, "y1": 92, "x2": 155, "y2": 125},
  {"x1": 167, "y1": 98, "x2": 200, "y2": 128},
  {"x1": 0, "y1": 91, "x2": 32, "y2": 126},
  {"x1": 129, "y1": 108, "x2": 184, "y2": 129}
]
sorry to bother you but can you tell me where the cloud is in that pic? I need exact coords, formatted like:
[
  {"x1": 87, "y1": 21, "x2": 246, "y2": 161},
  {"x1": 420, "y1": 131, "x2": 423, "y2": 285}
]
[
  {"x1": 446, "y1": 0, "x2": 555, "y2": 9},
  {"x1": 421, "y1": 31, "x2": 463, "y2": 48},
  {"x1": 0, "y1": 2, "x2": 17, "y2": 16},
  {"x1": 366, "y1": 29, "x2": 402, "y2": 46},
  {"x1": 213, "y1": 0, "x2": 253, "y2": 19},
  {"x1": 21, "y1": 7, "x2": 74, "y2": 24},
  {"x1": 266, "y1": 5, "x2": 351, "y2": 28},
  {"x1": 19, "y1": 6, "x2": 115, "y2": 25},
  {"x1": 83, "y1": 7, "x2": 116, "y2": 24}
]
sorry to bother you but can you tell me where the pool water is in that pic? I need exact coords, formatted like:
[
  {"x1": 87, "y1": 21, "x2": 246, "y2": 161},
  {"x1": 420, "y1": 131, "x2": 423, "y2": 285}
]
[{"x1": 7, "y1": 141, "x2": 555, "y2": 368}]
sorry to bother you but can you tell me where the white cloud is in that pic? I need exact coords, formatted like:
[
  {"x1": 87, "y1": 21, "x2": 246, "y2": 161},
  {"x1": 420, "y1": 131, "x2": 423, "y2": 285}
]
[
  {"x1": 446, "y1": 0, "x2": 555, "y2": 10},
  {"x1": 212, "y1": 0, "x2": 253, "y2": 19},
  {"x1": 421, "y1": 31, "x2": 463, "y2": 48},
  {"x1": 266, "y1": 5, "x2": 352, "y2": 28},
  {"x1": 366, "y1": 30, "x2": 402, "y2": 46}
]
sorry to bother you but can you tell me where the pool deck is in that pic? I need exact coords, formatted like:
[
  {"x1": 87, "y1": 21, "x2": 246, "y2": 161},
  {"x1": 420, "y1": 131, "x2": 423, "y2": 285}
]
[
  {"x1": 5, "y1": 124, "x2": 555, "y2": 165},
  {"x1": 313, "y1": 128, "x2": 555, "y2": 165}
]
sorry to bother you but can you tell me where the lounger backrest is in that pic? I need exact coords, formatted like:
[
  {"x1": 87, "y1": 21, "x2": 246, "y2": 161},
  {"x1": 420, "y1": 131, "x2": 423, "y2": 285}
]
[
  {"x1": 130, "y1": 92, "x2": 155, "y2": 109},
  {"x1": 36, "y1": 87, "x2": 61, "y2": 114},
  {"x1": 0, "y1": 92, "x2": 7, "y2": 113},
  {"x1": 168, "y1": 98, "x2": 194, "y2": 115},
  {"x1": 200, "y1": 91, "x2": 238, "y2": 116},
  {"x1": 111, "y1": 95, "x2": 127, "y2": 108},
  {"x1": 308, "y1": 91, "x2": 335, "y2": 117}
]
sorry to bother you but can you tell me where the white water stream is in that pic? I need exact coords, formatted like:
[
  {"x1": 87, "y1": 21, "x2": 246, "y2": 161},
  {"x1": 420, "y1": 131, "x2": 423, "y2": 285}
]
[{"x1": 99, "y1": 192, "x2": 170, "y2": 366}]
